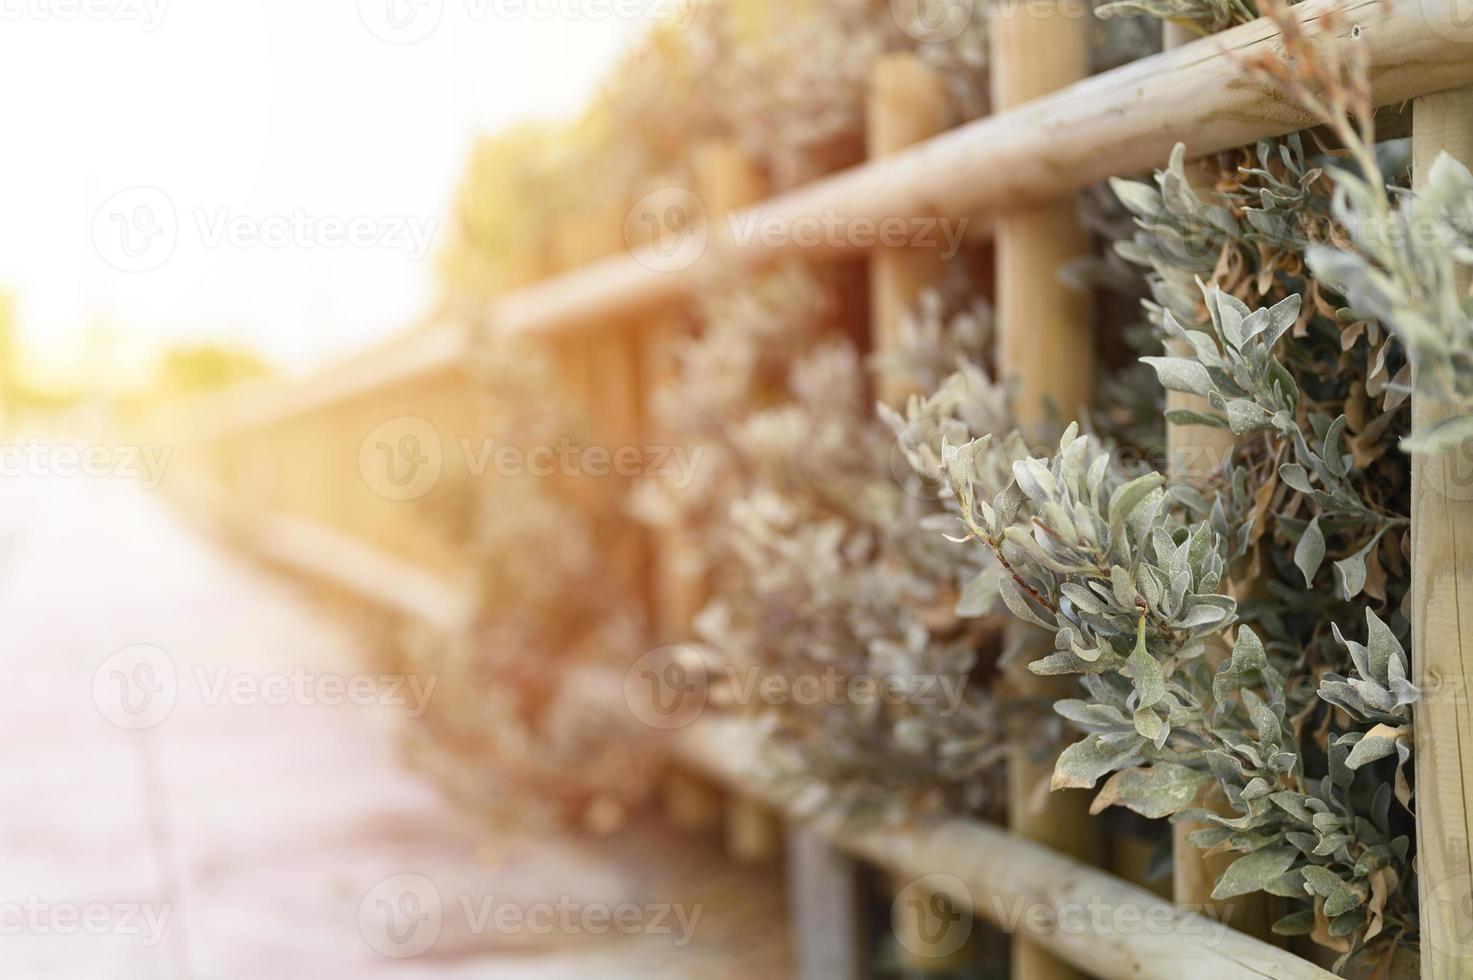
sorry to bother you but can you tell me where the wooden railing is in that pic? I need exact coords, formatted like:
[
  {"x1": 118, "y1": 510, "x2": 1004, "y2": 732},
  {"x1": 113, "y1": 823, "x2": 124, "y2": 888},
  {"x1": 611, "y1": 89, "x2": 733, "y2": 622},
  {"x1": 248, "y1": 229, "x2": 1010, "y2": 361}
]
[{"x1": 164, "y1": 3, "x2": 1473, "y2": 977}]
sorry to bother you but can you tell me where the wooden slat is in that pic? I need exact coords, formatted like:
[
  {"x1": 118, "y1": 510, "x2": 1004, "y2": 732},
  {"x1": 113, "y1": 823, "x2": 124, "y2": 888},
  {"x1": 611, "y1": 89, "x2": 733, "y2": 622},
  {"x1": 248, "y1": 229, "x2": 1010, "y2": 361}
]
[
  {"x1": 490, "y1": 0, "x2": 1473, "y2": 339},
  {"x1": 787, "y1": 824, "x2": 867, "y2": 980},
  {"x1": 168, "y1": 473, "x2": 472, "y2": 631},
  {"x1": 1410, "y1": 87, "x2": 1473, "y2": 980},
  {"x1": 675, "y1": 717, "x2": 1335, "y2": 980},
  {"x1": 725, "y1": 796, "x2": 782, "y2": 864},
  {"x1": 867, "y1": 53, "x2": 958, "y2": 974},
  {"x1": 868, "y1": 53, "x2": 950, "y2": 407},
  {"x1": 653, "y1": 142, "x2": 769, "y2": 638},
  {"x1": 183, "y1": 324, "x2": 464, "y2": 443},
  {"x1": 991, "y1": 4, "x2": 1102, "y2": 979},
  {"x1": 646, "y1": 143, "x2": 778, "y2": 846},
  {"x1": 174, "y1": 1, "x2": 1473, "y2": 450},
  {"x1": 1159, "y1": 27, "x2": 1274, "y2": 941}
]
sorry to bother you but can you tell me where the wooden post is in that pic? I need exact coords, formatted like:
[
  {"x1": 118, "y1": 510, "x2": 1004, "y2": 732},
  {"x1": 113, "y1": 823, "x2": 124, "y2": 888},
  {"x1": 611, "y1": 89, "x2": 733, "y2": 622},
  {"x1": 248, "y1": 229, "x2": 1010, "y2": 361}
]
[
  {"x1": 868, "y1": 52, "x2": 970, "y2": 971},
  {"x1": 868, "y1": 53, "x2": 950, "y2": 405},
  {"x1": 1411, "y1": 87, "x2": 1473, "y2": 980},
  {"x1": 648, "y1": 142, "x2": 767, "y2": 639},
  {"x1": 1156, "y1": 27, "x2": 1273, "y2": 940},
  {"x1": 991, "y1": 3, "x2": 1105, "y2": 979},
  {"x1": 662, "y1": 770, "x2": 724, "y2": 832},
  {"x1": 697, "y1": 144, "x2": 783, "y2": 864},
  {"x1": 788, "y1": 824, "x2": 867, "y2": 980},
  {"x1": 644, "y1": 142, "x2": 781, "y2": 851},
  {"x1": 726, "y1": 796, "x2": 782, "y2": 864}
]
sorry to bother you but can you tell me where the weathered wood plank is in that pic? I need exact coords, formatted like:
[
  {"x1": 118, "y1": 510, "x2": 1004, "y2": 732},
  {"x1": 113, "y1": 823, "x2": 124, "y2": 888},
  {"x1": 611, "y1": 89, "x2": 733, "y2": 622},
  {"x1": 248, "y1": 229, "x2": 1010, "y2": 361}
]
[
  {"x1": 788, "y1": 824, "x2": 867, "y2": 980},
  {"x1": 676, "y1": 717, "x2": 1335, "y2": 980},
  {"x1": 868, "y1": 53, "x2": 950, "y2": 407},
  {"x1": 1411, "y1": 86, "x2": 1473, "y2": 980},
  {"x1": 492, "y1": 0, "x2": 1473, "y2": 338},
  {"x1": 991, "y1": 3, "x2": 1103, "y2": 978}
]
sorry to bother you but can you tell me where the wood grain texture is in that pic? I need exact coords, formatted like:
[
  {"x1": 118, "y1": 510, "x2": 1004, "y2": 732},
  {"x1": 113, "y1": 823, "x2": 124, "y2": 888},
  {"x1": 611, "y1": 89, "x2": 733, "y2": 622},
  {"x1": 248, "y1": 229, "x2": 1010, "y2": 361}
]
[
  {"x1": 787, "y1": 824, "x2": 867, "y2": 980},
  {"x1": 1411, "y1": 87, "x2": 1473, "y2": 980},
  {"x1": 677, "y1": 717, "x2": 1335, "y2": 980},
  {"x1": 868, "y1": 54, "x2": 951, "y2": 407},
  {"x1": 651, "y1": 143, "x2": 769, "y2": 639},
  {"x1": 991, "y1": 5, "x2": 1101, "y2": 979},
  {"x1": 724, "y1": 796, "x2": 781, "y2": 864},
  {"x1": 1157, "y1": 30, "x2": 1273, "y2": 938},
  {"x1": 491, "y1": 0, "x2": 1473, "y2": 339},
  {"x1": 868, "y1": 54, "x2": 964, "y2": 975}
]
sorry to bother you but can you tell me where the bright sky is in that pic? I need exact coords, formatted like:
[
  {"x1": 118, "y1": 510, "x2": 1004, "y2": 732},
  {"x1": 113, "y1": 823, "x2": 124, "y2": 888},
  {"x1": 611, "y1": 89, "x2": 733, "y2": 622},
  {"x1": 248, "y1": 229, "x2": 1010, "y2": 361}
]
[{"x1": 0, "y1": 0, "x2": 662, "y2": 385}]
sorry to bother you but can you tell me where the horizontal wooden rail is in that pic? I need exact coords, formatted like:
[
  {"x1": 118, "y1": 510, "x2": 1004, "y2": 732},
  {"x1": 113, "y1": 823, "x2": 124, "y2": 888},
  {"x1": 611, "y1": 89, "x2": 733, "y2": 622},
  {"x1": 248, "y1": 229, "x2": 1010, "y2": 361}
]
[
  {"x1": 490, "y1": 0, "x2": 1473, "y2": 338},
  {"x1": 674, "y1": 718, "x2": 1335, "y2": 980},
  {"x1": 179, "y1": 0, "x2": 1467, "y2": 440},
  {"x1": 168, "y1": 475, "x2": 473, "y2": 631},
  {"x1": 169, "y1": 324, "x2": 464, "y2": 443},
  {"x1": 194, "y1": 485, "x2": 1329, "y2": 977}
]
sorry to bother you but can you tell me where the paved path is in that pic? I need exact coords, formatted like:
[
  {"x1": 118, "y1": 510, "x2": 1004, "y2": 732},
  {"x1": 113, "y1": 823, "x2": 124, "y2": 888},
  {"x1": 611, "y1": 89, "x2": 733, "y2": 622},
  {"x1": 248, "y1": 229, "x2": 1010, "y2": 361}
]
[{"x1": 0, "y1": 474, "x2": 789, "y2": 978}]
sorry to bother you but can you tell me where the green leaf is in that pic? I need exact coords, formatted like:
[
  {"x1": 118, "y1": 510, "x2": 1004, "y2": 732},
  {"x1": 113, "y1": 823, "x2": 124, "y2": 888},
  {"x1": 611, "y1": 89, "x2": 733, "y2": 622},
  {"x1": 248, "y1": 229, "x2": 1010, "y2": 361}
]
[
  {"x1": 1227, "y1": 399, "x2": 1273, "y2": 434},
  {"x1": 1322, "y1": 416, "x2": 1349, "y2": 477},
  {"x1": 1142, "y1": 356, "x2": 1213, "y2": 397},
  {"x1": 956, "y1": 566, "x2": 1002, "y2": 617},
  {"x1": 1110, "y1": 176, "x2": 1163, "y2": 218},
  {"x1": 1108, "y1": 473, "x2": 1163, "y2": 545},
  {"x1": 1090, "y1": 763, "x2": 1211, "y2": 819},
  {"x1": 1293, "y1": 515, "x2": 1325, "y2": 587},
  {"x1": 1128, "y1": 616, "x2": 1164, "y2": 703},
  {"x1": 1133, "y1": 705, "x2": 1166, "y2": 744},
  {"x1": 1261, "y1": 293, "x2": 1302, "y2": 348},
  {"x1": 1365, "y1": 609, "x2": 1401, "y2": 683},
  {"x1": 1052, "y1": 732, "x2": 1147, "y2": 790},
  {"x1": 1344, "y1": 728, "x2": 1402, "y2": 769},
  {"x1": 997, "y1": 575, "x2": 1055, "y2": 630},
  {"x1": 1279, "y1": 462, "x2": 1314, "y2": 494},
  {"x1": 1332, "y1": 529, "x2": 1385, "y2": 601},
  {"x1": 1271, "y1": 909, "x2": 1316, "y2": 937},
  {"x1": 1165, "y1": 409, "x2": 1226, "y2": 428},
  {"x1": 1211, "y1": 845, "x2": 1299, "y2": 900}
]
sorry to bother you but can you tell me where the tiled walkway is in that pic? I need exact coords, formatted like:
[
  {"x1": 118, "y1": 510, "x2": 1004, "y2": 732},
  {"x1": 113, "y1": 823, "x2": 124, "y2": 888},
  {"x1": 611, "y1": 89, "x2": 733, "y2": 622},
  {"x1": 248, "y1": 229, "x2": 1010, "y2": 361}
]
[{"x1": 0, "y1": 474, "x2": 789, "y2": 978}]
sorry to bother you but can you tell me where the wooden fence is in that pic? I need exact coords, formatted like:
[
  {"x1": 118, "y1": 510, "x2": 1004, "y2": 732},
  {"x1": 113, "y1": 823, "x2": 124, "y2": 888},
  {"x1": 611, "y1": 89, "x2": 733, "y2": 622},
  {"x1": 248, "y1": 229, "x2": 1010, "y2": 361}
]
[{"x1": 162, "y1": 2, "x2": 1473, "y2": 977}]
